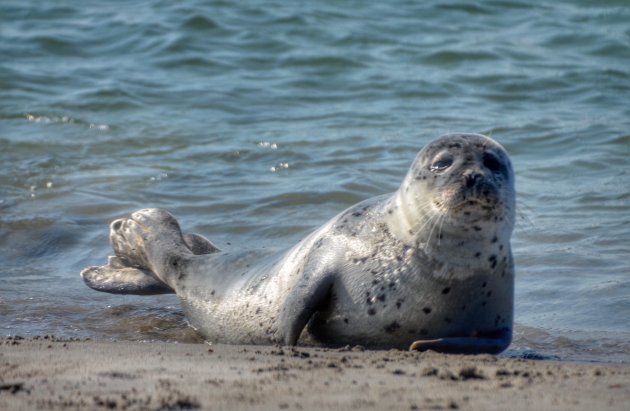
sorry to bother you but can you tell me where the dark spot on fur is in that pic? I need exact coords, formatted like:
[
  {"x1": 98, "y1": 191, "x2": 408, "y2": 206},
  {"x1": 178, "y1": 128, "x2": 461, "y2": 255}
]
[
  {"x1": 352, "y1": 212, "x2": 362, "y2": 217},
  {"x1": 384, "y1": 322, "x2": 400, "y2": 333},
  {"x1": 473, "y1": 226, "x2": 482, "y2": 232},
  {"x1": 461, "y1": 305, "x2": 467, "y2": 311},
  {"x1": 344, "y1": 318, "x2": 349, "y2": 324},
  {"x1": 388, "y1": 282, "x2": 396, "y2": 289},
  {"x1": 488, "y1": 255, "x2": 497, "y2": 269},
  {"x1": 387, "y1": 209, "x2": 394, "y2": 214},
  {"x1": 396, "y1": 298, "x2": 404, "y2": 309},
  {"x1": 444, "y1": 317, "x2": 452, "y2": 324},
  {"x1": 442, "y1": 287, "x2": 451, "y2": 294},
  {"x1": 482, "y1": 301, "x2": 487, "y2": 307},
  {"x1": 487, "y1": 291, "x2": 492, "y2": 297},
  {"x1": 372, "y1": 279, "x2": 379, "y2": 285},
  {"x1": 256, "y1": 308, "x2": 261, "y2": 314},
  {"x1": 491, "y1": 236, "x2": 498, "y2": 243},
  {"x1": 178, "y1": 272, "x2": 186, "y2": 280},
  {"x1": 474, "y1": 252, "x2": 481, "y2": 258},
  {"x1": 211, "y1": 289, "x2": 215, "y2": 295},
  {"x1": 377, "y1": 294, "x2": 386, "y2": 302},
  {"x1": 368, "y1": 308, "x2": 376, "y2": 316},
  {"x1": 499, "y1": 245, "x2": 504, "y2": 251},
  {"x1": 482, "y1": 281, "x2": 487, "y2": 288},
  {"x1": 422, "y1": 307, "x2": 432, "y2": 314}
]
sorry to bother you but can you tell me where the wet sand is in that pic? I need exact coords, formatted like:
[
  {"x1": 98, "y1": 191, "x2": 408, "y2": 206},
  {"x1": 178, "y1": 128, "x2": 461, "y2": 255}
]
[{"x1": 1, "y1": 337, "x2": 628, "y2": 410}]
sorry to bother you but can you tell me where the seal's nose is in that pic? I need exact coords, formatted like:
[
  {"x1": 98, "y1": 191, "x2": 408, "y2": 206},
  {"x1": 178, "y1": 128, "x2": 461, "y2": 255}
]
[{"x1": 465, "y1": 172, "x2": 484, "y2": 188}]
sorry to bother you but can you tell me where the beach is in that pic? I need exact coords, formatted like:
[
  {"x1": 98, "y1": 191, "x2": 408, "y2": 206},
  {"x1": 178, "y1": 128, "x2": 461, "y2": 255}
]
[{"x1": 1, "y1": 337, "x2": 628, "y2": 411}]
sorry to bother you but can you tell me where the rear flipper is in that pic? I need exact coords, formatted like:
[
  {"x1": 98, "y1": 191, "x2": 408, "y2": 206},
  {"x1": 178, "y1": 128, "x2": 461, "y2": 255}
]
[
  {"x1": 409, "y1": 328, "x2": 512, "y2": 354},
  {"x1": 81, "y1": 256, "x2": 173, "y2": 295},
  {"x1": 81, "y1": 231, "x2": 219, "y2": 295},
  {"x1": 183, "y1": 233, "x2": 220, "y2": 255}
]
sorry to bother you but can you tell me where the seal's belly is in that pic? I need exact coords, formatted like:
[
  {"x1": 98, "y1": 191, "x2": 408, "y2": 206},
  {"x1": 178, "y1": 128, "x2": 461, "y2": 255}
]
[{"x1": 304, "y1": 270, "x2": 513, "y2": 349}]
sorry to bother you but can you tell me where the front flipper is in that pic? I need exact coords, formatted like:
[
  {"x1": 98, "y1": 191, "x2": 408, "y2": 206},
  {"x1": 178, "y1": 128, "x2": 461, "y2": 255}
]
[
  {"x1": 275, "y1": 273, "x2": 336, "y2": 346},
  {"x1": 81, "y1": 256, "x2": 173, "y2": 295},
  {"x1": 409, "y1": 328, "x2": 512, "y2": 354}
]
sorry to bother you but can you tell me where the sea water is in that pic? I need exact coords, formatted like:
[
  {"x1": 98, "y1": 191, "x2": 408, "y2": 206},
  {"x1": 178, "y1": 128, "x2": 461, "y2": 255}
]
[{"x1": 1, "y1": 0, "x2": 629, "y2": 363}]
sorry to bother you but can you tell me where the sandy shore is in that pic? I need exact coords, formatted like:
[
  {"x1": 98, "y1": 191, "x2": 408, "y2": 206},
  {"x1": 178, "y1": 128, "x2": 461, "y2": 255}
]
[{"x1": 1, "y1": 337, "x2": 628, "y2": 410}]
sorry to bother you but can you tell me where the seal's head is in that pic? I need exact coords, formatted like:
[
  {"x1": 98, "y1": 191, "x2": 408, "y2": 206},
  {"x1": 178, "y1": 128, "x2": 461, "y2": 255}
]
[{"x1": 393, "y1": 133, "x2": 515, "y2": 243}]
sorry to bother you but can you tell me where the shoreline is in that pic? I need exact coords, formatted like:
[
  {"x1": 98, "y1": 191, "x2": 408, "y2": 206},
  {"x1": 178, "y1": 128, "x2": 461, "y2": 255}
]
[{"x1": 1, "y1": 337, "x2": 628, "y2": 410}]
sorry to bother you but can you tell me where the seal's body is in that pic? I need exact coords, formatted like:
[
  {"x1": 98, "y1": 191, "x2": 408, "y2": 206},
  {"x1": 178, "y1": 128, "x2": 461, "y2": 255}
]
[{"x1": 82, "y1": 133, "x2": 515, "y2": 353}]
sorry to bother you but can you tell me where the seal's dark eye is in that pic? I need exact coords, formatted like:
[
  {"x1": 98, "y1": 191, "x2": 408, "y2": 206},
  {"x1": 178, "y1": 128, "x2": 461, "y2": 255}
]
[
  {"x1": 430, "y1": 157, "x2": 453, "y2": 172},
  {"x1": 483, "y1": 153, "x2": 504, "y2": 173}
]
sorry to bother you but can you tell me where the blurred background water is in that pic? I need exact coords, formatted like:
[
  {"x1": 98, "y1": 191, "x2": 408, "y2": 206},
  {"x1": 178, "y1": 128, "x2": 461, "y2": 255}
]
[{"x1": 1, "y1": 0, "x2": 629, "y2": 363}]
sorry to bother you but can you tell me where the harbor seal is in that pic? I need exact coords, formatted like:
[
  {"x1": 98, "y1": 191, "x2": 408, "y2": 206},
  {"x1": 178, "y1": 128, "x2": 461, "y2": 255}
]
[{"x1": 81, "y1": 133, "x2": 515, "y2": 353}]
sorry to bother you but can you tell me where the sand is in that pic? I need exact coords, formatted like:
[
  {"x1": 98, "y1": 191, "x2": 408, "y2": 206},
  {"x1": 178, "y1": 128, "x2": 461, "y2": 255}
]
[{"x1": 1, "y1": 336, "x2": 628, "y2": 411}]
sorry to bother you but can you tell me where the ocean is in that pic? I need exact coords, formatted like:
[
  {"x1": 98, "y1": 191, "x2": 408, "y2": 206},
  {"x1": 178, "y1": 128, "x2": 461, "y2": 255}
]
[{"x1": 1, "y1": 0, "x2": 629, "y2": 363}]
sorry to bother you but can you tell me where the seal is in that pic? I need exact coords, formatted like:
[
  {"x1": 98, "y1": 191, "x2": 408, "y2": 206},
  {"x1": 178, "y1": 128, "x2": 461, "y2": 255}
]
[{"x1": 81, "y1": 133, "x2": 516, "y2": 353}]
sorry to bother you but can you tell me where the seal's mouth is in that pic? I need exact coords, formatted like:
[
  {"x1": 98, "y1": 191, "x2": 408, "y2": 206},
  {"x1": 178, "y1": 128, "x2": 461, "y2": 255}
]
[
  {"x1": 452, "y1": 198, "x2": 498, "y2": 212},
  {"x1": 435, "y1": 194, "x2": 503, "y2": 220}
]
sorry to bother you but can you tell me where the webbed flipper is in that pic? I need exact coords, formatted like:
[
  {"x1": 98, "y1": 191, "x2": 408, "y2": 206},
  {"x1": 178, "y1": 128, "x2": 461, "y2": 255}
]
[
  {"x1": 409, "y1": 328, "x2": 512, "y2": 354},
  {"x1": 275, "y1": 273, "x2": 336, "y2": 345},
  {"x1": 81, "y1": 217, "x2": 219, "y2": 296},
  {"x1": 183, "y1": 233, "x2": 219, "y2": 255},
  {"x1": 81, "y1": 256, "x2": 173, "y2": 295}
]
